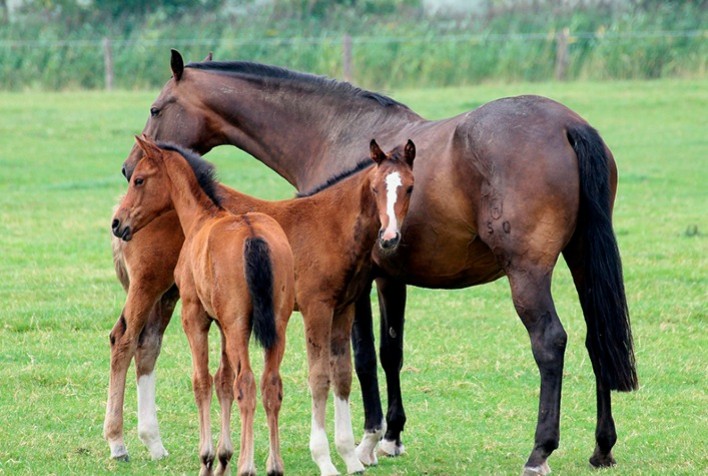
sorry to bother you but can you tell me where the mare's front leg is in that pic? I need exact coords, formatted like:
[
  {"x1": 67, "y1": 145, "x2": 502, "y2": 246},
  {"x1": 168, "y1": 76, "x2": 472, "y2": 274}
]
[
  {"x1": 352, "y1": 281, "x2": 385, "y2": 466},
  {"x1": 134, "y1": 284, "x2": 179, "y2": 460},
  {"x1": 303, "y1": 301, "x2": 340, "y2": 476},
  {"x1": 181, "y1": 295, "x2": 216, "y2": 476},
  {"x1": 375, "y1": 277, "x2": 407, "y2": 457},
  {"x1": 507, "y1": 266, "x2": 567, "y2": 476},
  {"x1": 331, "y1": 305, "x2": 365, "y2": 474}
]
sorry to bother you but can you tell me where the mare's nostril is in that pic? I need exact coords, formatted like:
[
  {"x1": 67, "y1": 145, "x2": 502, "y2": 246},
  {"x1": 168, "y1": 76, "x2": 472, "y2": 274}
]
[{"x1": 121, "y1": 165, "x2": 127, "y2": 179}]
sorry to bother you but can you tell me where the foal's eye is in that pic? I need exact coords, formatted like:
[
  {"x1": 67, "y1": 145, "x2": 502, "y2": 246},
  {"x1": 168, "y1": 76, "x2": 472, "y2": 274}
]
[
  {"x1": 406, "y1": 186, "x2": 414, "y2": 194},
  {"x1": 372, "y1": 187, "x2": 379, "y2": 195},
  {"x1": 150, "y1": 107, "x2": 160, "y2": 117},
  {"x1": 134, "y1": 178, "x2": 144, "y2": 186}
]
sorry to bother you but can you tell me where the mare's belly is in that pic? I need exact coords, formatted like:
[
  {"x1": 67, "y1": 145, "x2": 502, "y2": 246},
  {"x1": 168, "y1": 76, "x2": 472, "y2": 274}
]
[{"x1": 375, "y1": 221, "x2": 504, "y2": 289}]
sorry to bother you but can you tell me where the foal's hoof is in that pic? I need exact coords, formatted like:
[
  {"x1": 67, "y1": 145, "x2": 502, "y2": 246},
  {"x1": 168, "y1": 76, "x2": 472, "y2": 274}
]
[
  {"x1": 522, "y1": 461, "x2": 551, "y2": 476},
  {"x1": 112, "y1": 453, "x2": 130, "y2": 463},
  {"x1": 377, "y1": 438, "x2": 404, "y2": 457}
]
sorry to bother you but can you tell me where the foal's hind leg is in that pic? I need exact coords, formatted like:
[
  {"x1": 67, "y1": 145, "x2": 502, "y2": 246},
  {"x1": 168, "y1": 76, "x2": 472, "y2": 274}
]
[
  {"x1": 213, "y1": 328, "x2": 235, "y2": 476},
  {"x1": 262, "y1": 325, "x2": 287, "y2": 476},
  {"x1": 134, "y1": 285, "x2": 179, "y2": 460},
  {"x1": 507, "y1": 266, "x2": 567, "y2": 476},
  {"x1": 104, "y1": 282, "x2": 169, "y2": 460}
]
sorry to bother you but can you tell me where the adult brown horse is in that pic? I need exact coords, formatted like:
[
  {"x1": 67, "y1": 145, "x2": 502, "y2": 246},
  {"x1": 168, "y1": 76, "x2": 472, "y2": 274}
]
[
  {"x1": 108, "y1": 50, "x2": 637, "y2": 475},
  {"x1": 113, "y1": 135, "x2": 296, "y2": 476}
]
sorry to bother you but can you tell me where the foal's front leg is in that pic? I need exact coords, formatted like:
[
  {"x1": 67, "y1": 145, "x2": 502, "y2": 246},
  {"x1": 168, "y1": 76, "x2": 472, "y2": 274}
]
[{"x1": 331, "y1": 305, "x2": 365, "y2": 474}]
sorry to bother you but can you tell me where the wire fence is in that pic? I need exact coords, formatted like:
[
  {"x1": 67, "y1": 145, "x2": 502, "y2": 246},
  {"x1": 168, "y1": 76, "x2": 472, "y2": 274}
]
[{"x1": 0, "y1": 29, "x2": 705, "y2": 90}]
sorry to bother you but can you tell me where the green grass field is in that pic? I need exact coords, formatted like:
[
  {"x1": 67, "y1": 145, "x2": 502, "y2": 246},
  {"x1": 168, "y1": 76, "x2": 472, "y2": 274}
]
[{"x1": 0, "y1": 79, "x2": 706, "y2": 475}]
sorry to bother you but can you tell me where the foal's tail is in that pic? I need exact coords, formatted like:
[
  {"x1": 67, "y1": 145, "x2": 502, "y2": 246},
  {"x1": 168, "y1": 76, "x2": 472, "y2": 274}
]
[
  {"x1": 567, "y1": 124, "x2": 638, "y2": 392},
  {"x1": 244, "y1": 237, "x2": 277, "y2": 349}
]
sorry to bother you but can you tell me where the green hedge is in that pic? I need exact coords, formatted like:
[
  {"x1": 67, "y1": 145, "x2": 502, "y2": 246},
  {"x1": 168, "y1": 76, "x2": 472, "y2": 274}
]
[{"x1": 0, "y1": 3, "x2": 705, "y2": 90}]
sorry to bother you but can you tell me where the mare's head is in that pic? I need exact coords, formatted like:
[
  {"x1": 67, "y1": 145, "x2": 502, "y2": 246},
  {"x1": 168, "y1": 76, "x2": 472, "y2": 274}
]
[
  {"x1": 369, "y1": 139, "x2": 416, "y2": 255},
  {"x1": 122, "y1": 50, "x2": 216, "y2": 180}
]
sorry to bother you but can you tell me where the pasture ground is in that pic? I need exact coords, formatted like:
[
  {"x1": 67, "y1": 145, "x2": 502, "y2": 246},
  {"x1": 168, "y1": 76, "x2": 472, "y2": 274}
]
[{"x1": 0, "y1": 79, "x2": 706, "y2": 475}]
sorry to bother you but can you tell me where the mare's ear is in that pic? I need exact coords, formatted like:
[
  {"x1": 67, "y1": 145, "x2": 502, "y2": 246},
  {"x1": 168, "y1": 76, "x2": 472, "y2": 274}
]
[
  {"x1": 203, "y1": 52, "x2": 213, "y2": 62},
  {"x1": 404, "y1": 139, "x2": 416, "y2": 167},
  {"x1": 370, "y1": 139, "x2": 386, "y2": 165},
  {"x1": 134, "y1": 134, "x2": 162, "y2": 159},
  {"x1": 171, "y1": 49, "x2": 184, "y2": 81}
]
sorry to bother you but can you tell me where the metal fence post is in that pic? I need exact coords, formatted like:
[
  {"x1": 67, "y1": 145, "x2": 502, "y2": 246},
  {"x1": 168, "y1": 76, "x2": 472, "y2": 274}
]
[{"x1": 343, "y1": 34, "x2": 353, "y2": 83}]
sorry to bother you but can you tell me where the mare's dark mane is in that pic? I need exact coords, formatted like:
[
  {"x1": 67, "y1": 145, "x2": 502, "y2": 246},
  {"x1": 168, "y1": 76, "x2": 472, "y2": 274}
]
[
  {"x1": 296, "y1": 159, "x2": 373, "y2": 198},
  {"x1": 157, "y1": 142, "x2": 223, "y2": 208},
  {"x1": 186, "y1": 60, "x2": 408, "y2": 108}
]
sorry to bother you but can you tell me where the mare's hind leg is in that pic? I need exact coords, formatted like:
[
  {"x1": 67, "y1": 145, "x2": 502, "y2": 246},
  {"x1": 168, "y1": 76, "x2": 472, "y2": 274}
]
[
  {"x1": 352, "y1": 281, "x2": 385, "y2": 466},
  {"x1": 563, "y1": 243, "x2": 617, "y2": 467},
  {"x1": 375, "y1": 277, "x2": 407, "y2": 457},
  {"x1": 134, "y1": 284, "x2": 179, "y2": 460},
  {"x1": 507, "y1": 266, "x2": 567, "y2": 476},
  {"x1": 330, "y1": 305, "x2": 365, "y2": 475}
]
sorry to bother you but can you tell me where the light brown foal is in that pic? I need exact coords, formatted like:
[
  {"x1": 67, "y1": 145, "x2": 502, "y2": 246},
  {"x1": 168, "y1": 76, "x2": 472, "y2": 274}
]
[
  {"x1": 112, "y1": 135, "x2": 295, "y2": 476},
  {"x1": 114, "y1": 136, "x2": 416, "y2": 476}
]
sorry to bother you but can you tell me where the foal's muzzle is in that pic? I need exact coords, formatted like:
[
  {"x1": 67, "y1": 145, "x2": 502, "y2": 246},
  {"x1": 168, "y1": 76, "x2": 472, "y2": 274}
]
[
  {"x1": 112, "y1": 218, "x2": 133, "y2": 241},
  {"x1": 378, "y1": 230, "x2": 401, "y2": 252}
]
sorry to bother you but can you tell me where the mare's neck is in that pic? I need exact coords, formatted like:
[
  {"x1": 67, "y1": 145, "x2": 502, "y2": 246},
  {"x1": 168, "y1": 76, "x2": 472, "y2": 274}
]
[
  {"x1": 193, "y1": 69, "x2": 424, "y2": 192},
  {"x1": 164, "y1": 158, "x2": 221, "y2": 236}
]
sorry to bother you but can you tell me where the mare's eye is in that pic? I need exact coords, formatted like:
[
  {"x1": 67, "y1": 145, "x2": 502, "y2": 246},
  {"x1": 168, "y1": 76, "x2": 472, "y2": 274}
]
[
  {"x1": 134, "y1": 178, "x2": 144, "y2": 186},
  {"x1": 150, "y1": 107, "x2": 160, "y2": 117}
]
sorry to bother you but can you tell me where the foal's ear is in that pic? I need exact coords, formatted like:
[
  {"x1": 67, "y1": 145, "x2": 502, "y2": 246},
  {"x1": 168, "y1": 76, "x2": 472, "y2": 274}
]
[
  {"x1": 370, "y1": 139, "x2": 386, "y2": 165},
  {"x1": 134, "y1": 134, "x2": 162, "y2": 159},
  {"x1": 404, "y1": 139, "x2": 416, "y2": 167},
  {"x1": 203, "y1": 51, "x2": 213, "y2": 62},
  {"x1": 171, "y1": 49, "x2": 184, "y2": 81}
]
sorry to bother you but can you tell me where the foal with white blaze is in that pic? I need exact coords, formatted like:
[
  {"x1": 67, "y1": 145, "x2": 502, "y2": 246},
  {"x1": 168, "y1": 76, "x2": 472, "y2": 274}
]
[{"x1": 112, "y1": 135, "x2": 295, "y2": 476}]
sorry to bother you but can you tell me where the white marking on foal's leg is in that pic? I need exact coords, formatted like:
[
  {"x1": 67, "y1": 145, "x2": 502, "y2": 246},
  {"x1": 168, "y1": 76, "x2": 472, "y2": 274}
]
[
  {"x1": 137, "y1": 371, "x2": 168, "y2": 459},
  {"x1": 355, "y1": 417, "x2": 385, "y2": 466},
  {"x1": 334, "y1": 397, "x2": 365, "y2": 474},
  {"x1": 382, "y1": 172, "x2": 403, "y2": 240},
  {"x1": 310, "y1": 416, "x2": 340, "y2": 476}
]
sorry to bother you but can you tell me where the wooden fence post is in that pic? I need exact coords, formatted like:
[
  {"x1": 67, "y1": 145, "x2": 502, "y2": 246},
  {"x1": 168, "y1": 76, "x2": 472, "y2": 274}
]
[
  {"x1": 103, "y1": 37, "x2": 114, "y2": 91},
  {"x1": 554, "y1": 27, "x2": 569, "y2": 81},
  {"x1": 343, "y1": 34, "x2": 353, "y2": 83}
]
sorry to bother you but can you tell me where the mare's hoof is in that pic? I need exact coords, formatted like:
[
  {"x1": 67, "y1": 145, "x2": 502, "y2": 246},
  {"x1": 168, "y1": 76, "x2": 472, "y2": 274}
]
[
  {"x1": 521, "y1": 461, "x2": 551, "y2": 476},
  {"x1": 589, "y1": 451, "x2": 616, "y2": 468}
]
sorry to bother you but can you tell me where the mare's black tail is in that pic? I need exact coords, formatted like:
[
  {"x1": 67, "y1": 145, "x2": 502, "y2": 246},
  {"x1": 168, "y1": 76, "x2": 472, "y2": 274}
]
[
  {"x1": 244, "y1": 237, "x2": 277, "y2": 349},
  {"x1": 567, "y1": 124, "x2": 638, "y2": 392}
]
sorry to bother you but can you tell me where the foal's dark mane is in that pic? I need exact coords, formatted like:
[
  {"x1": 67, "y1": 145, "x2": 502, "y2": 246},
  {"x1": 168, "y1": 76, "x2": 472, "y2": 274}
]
[
  {"x1": 157, "y1": 142, "x2": 223, "y2": 208},
  {"x1": 296, "y1": 159, "x2": 373, "y2": 198},
  {"x1": 186, "y1": 60, "x2": 408, "y2": 109}
]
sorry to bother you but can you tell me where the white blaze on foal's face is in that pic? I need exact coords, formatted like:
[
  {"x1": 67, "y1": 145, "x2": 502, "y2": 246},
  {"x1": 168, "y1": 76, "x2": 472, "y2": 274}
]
[{"x1": 382, "y1": 171, "x2": 403, "y2": 241}]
